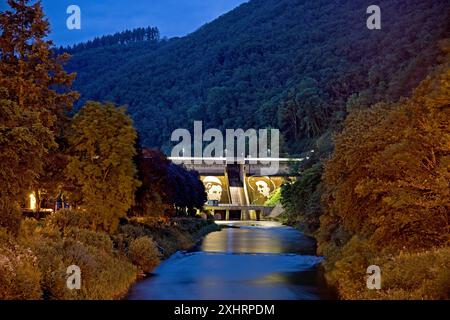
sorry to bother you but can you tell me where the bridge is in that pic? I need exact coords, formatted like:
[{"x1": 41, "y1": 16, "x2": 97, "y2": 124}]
[{"x1": 168, "y1": 157, "x2": 306, "y2": 220}]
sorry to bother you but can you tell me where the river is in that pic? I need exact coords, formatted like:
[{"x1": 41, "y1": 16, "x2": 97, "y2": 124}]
[{"x1": 126, "y1": 221, "x2": 334, "y2": 300}]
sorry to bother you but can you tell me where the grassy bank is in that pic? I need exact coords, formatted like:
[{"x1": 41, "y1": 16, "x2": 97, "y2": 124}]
[
  {"x1": 0, "y1": 210, "x2": 220, "y2": 300},
  {"x1": 278, "y1": 216, "x2": 450, "y2": 300}
]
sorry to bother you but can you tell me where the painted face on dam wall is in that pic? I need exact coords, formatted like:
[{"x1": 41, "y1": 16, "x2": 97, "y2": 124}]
[
  {"x1": 256, "y1": 181, "x2": 271, "y2": 198},
  {"x1": 201, "y1": 175, "x2": 286, "y2": 205},
  {"x1": 247, "y1": 176, "x2": 284, "y2": 205},
  {"x1": 207, "y1": 184, "x2": 222, "y2": 201},
  {"x1": 202, "y1": 176, "x2": 227, "y2": 203}
]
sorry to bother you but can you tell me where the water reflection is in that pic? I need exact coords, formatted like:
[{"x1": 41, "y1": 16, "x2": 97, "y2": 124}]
[
  {"x1": 202, "y1": 221, "x2": 316, "y2": 254},
  {"x1": 127, "y1": 221, "x2": 334, "y2": 300}
]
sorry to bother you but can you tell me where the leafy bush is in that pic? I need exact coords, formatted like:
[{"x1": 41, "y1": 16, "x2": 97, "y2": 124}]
[
  {"x1": 64, "y1": 227, "x2": 114, "y2": 255},
  {"x1": 28, "y1": 237, "x2": 67, "y2": 300},
  {"x1": 264, "y1": 188, "x2": 281, "y2": 206},
  {"x1": 0, "y1": 203, "x2": 22, "y2": 236},
  {"x1": 60, "y1": 239, "x2": 137, "y2": 299},
  {"x1": 376, "y1": 247, "x2": 450, "y2": 300},
  {"x1": 0, "y1": 240, "x2": 42, "y2": 300},
  {"x1": 280, "y1": 162, "x2": 323, "y2": 235},
  {"x1": 1, "y1": 209, "x2": 218, "y2": 300},
  {"x1": 10, "y1": 212, "x2": 139, "y2": 300},
  {"x1": 127, "y1": 236, "x2": 160, "y2": 273},
  {"x1": 328, "y1": 242, "x2": 450, "y2": 300},
  {"x1": 45, "y1": 209, "x2": 92, "y2": 231}
]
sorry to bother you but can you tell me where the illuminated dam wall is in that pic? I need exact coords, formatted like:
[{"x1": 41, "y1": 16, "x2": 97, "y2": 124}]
[{"x1": 170, "y1": 157, "x2": 302, "y2": 220}]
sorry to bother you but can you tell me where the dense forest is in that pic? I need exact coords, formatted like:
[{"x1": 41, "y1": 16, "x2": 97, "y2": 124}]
[
  {"x1": 56, "y1": 26, "x2": 160, "y2": 54},
  {"x1": 64, "y1": 0, "x2": 450, "y2": 153}
]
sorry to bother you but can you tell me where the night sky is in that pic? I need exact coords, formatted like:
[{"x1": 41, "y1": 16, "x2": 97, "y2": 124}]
[{"x1": 1, "y1": 0, "x2": 248, "y2": 46}]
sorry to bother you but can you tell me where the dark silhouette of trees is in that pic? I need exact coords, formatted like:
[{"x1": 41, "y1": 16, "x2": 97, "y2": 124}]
[
  {"x1": 56, "y1": 26, "x2": 160, "y2": 54},
  {"x1": 133, "y1": 148, "x2": 206, "y2": 218}
]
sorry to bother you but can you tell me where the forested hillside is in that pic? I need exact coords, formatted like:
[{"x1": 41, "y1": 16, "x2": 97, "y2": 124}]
[{"x1": 64, "y1": 0, "x2": 450, "y2": 152}]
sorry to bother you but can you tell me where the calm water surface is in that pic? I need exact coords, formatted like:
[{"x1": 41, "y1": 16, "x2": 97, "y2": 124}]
[{"x1": 126, "y1": 221, "x2": 334, "y2": 300}]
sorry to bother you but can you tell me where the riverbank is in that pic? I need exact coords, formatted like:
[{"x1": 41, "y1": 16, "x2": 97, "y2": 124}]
[
  {"x1": 0, "y1": 210, "x2": 221, "y2": 300},
  {"x1": 275, "y1": 216, "x2": 450, "y2": 300},
  {"x1": 115, "y1": 216, "x2": 222, "y2": 299}
]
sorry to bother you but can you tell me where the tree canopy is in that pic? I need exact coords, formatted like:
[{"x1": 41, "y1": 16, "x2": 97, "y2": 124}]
[
  {"x1": 66, "y1": 102, "x2": 140, "y2": 233},
  {"x1": 0, "y1": 0, "x2": 77, "y2": 231},
  {"x1": 63, "y1": 0, "x2": 450, "y2": 153}
]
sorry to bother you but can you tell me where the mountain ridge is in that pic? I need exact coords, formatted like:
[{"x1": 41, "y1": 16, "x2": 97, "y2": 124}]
[{"x1": 64, "y1": 0, "x2": 450, "y2": 152}]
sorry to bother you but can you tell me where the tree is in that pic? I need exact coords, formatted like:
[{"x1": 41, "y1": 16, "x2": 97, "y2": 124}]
[
  {"x1": 66, "y1": 102, "x2": 140, "y2": 233},
  {"x1": 321, "y1": 44, "x2": 450, "y2": 255},
  {"x1": 278, "y1": 78, "x2": 329, "y2": 152},
  {"x1": 132, "y1": 147, "x2": 206, "y2": 218},
  {"x1": 166, "y1": 163, "x2": 206, "y2": 216},
  {"x1": 0, "y1": 0, "x2": 77, "y2": 230},
  {"x1": 132, "y1": 147, "x2": 173, "y2": 218},
  {"x1": 280, "y1": 162, "x2": 323, "y2": 235}
]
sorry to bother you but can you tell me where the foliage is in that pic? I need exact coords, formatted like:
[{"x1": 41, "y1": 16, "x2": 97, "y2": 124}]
[
  {"x1": 64, "y1": 0, "x2": 450, "y2": 153},
  {"x1": 132, "y1": 148, "x2": 206, "y2": 218},
  {"x1": 0, "y1": 238, "x2": 42, "y2": 300},
  {"x1": 132, "y1": 148, "x2": 173, "y2": 217},
  {"x1": 264, "y1": 188, "x2": 281, "y2": 207},
  {"x1": 166, "y1": 162, "x2": 207, "y2": 215},
  {"x1": 64, "y1": 227, "x2": 114, "y2": 255},
  {"x1": 326, "y1": 238, "x2": 450, "y2": 300},
  {"x1": 318, "y1": 46, "x2": 450, "y2": 299},
  {"x1": 280, "y1": 162, "x2": 323, "y2": 235},
  {"x1": 322, "y1": 51, "x2": 450, "y2": 252},
  {"x1": 45, "y1": 209, "x2": 92, "y2": 232},
  {"x1": 118, "y1": 217, "x2": 220, "y2": 258},
  {"x1": 66, "y1": 102, "x2": 141, "y2": 233},
  {"x1": 127, "y1": 236, "x2": 160, "y2": 273},
  {"x1": 0, "y1": 0, "x2": 77, "y2": 230},
  {"x1": 57, "y1": 26, "x2": 160, "y2": 54}
]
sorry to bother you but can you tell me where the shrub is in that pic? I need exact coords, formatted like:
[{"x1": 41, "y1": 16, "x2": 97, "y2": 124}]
[
  {"x1": 114, "y1": 224, "x2": 149, "y2": 255},
  {"x1": 127, "y1": 236, "x2": 160, "y2": 273},
  {"x1": 64, "y1": 227, "x2": 114, "y2": 255},
  {"x1": 19, "y1": 214, "x2": 139, "y2": 300},
  {"x1": 376, "y1": 247, "x2": 450, "y2": 300},
  {"x1": 0, "y1": 240, "x2": 42, "y2": 300},
  {"x1": 46, "y1": 238, "x2": 135, "y2": 299},
  {"x1": 45, "y1": 209, "x2": 92, "y2": 231},
  {"x1": 27, "y1": 237, "x2": 67, "y2": 300},
  {"x1": 35, "y1": 238, "x2": 137, "y2": 300},
  {"x1": 0, "y1": 203, "x2": 22, "y2": 235}
]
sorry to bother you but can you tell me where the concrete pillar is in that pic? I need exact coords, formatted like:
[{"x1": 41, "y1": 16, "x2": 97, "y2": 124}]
[{"x1": 241, "y1": 210, "x2": 249, "y2": 220}]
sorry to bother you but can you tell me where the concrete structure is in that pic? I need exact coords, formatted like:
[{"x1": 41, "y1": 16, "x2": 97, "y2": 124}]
[{"x1": 169, "y1": 157, "x2": 303, "y2": 220}]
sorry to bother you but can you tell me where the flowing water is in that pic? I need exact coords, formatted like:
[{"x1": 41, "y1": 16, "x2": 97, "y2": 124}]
[{"x1": 126, "y1": 221, "x2": 334, "y2": 300}]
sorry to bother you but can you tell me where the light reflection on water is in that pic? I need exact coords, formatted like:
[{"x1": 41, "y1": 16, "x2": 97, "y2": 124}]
[
  {"x1": 202, "y1": 221, "x2": 316, "y2": 254},
  {"x1": 126, "y1": 221, "x2": 335, "y2": 300}
]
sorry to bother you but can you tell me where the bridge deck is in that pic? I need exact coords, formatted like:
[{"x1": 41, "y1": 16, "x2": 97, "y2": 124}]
[{"x1": 204, "y1": 204, "x2": 273, "y2": 212}]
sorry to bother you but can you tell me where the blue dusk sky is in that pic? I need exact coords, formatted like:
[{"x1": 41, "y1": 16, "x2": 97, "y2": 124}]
[{"x1": 1, "y1": 0, "x2": 248, "y2": 46}]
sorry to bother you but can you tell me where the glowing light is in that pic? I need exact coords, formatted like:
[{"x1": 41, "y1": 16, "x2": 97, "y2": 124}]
[{"x1": 29, "y1": 193, "x2": 36, "y2": 210}]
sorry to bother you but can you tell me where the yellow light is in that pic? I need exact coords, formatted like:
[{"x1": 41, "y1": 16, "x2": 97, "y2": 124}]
[{"x1": 29, "y1": 193, "x2": 36, "y2": 210}]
